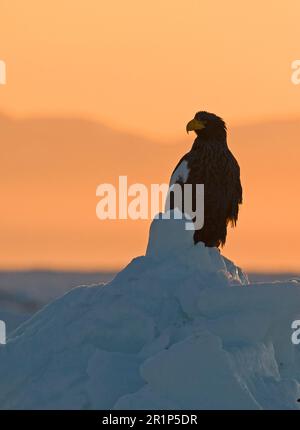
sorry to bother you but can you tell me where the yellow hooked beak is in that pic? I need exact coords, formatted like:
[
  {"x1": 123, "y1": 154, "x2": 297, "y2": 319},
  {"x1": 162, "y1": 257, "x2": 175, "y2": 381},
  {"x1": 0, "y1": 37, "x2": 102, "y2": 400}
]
[{"x1": 186, "y1": 118, "x2": 206, "y2": 134}]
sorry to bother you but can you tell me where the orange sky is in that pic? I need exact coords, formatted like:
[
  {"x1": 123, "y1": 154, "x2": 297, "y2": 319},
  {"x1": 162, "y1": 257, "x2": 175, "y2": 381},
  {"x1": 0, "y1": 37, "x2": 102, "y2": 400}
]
[
  {"x1": 0, "y1": 1, "x2": 300, "y2": 271},
  {"x1": 1, "y1": 0, "x2": 300, "y2": 138}
]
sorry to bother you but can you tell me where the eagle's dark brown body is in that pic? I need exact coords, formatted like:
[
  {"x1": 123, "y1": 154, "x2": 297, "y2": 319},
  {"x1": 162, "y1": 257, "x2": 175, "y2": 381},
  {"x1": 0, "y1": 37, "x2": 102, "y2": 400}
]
[{"x1": 169, "y1": 111, "x2": 242, "y2": 248}]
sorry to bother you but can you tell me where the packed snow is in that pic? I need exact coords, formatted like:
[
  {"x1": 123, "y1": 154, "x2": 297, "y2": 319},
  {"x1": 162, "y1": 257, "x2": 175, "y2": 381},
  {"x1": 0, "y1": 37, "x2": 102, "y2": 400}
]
[
  {"x1": 0, "y1": 271, "x2": 115, "y2": 333},
  {"x1": 1, "y1": 212, "x2": 300, "y2": 409}
]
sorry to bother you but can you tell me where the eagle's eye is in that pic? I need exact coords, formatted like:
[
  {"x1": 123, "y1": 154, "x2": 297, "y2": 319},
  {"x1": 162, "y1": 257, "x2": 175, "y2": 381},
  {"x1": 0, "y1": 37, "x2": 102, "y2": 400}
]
[{"x1": 196, "y1": 119, "x2": 207, "y2": 126}]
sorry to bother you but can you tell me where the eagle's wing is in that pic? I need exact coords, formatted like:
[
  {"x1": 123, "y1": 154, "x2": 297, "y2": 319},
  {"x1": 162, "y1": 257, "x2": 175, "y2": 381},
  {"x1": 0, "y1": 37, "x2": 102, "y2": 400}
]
[
  {"x1": 166, "y1": 153, "x2": 191, "y2": 213},
  {"x1": 169, "y1": 154, "x2": 190, "y2": 186},
  {"x1": 225, "y1": 152, "x2": 243, "y2": 226}
]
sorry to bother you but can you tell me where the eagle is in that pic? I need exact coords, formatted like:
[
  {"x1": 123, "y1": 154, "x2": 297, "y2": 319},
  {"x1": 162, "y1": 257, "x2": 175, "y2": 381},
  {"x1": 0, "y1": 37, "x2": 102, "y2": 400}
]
[{"x1": 168, "y1": 111, "x2": 242, "y2": 248}]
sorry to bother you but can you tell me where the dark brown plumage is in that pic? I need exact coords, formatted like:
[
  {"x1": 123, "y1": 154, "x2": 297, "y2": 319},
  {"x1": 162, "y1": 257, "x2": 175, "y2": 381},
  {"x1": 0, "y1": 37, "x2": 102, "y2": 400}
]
[{"x1": 169, "y1": 111, "x2": 242, "y2": 248}]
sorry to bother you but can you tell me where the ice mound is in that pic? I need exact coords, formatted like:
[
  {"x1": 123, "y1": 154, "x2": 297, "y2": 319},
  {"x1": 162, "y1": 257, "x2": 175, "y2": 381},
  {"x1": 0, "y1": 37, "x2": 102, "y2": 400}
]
[
  {"x1": 0, "y1": 213, "x2": 300, "y2": 409},
  {"x1": 146, "y1": 211, "x2": 249, "y2": 285}
]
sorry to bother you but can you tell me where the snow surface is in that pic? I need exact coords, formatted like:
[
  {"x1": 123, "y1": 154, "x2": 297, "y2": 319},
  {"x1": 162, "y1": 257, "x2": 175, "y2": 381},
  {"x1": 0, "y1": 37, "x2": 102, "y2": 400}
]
[
  {"x1": 1, "y1": 213, "x2": 300, "y2": 409},
  {"x1": 0, "y1": 271, "x2": 115, "y2": 333}
]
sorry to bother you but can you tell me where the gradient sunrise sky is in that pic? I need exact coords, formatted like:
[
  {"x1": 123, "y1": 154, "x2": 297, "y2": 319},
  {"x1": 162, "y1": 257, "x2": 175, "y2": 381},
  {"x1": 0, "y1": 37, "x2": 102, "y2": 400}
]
[
  {"x1": 0, "y1": 0, "x2": 300, "y2": 271},
  {"x1": 1, "y1": 0, "x2": 300, "y2": 138}
]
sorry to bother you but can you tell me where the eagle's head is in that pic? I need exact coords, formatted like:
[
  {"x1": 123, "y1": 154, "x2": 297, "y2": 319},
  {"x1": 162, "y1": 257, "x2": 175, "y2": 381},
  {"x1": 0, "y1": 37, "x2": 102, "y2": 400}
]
[{"x1": 186, "y1": 111, "x2": 227, "y2": 143}]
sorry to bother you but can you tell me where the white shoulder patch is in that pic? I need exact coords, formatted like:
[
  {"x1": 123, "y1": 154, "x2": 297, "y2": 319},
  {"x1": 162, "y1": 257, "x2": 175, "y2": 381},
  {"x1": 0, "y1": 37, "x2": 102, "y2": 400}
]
[{"x1": 170, "y1": 159, "x2": 189, "y2": 185}]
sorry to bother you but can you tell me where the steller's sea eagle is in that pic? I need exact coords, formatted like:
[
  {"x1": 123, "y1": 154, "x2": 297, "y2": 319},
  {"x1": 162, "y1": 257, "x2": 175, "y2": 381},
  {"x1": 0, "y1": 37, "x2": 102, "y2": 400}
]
[{"x1": 168, "y1": 111, "x2": 242, "y2": 248}]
